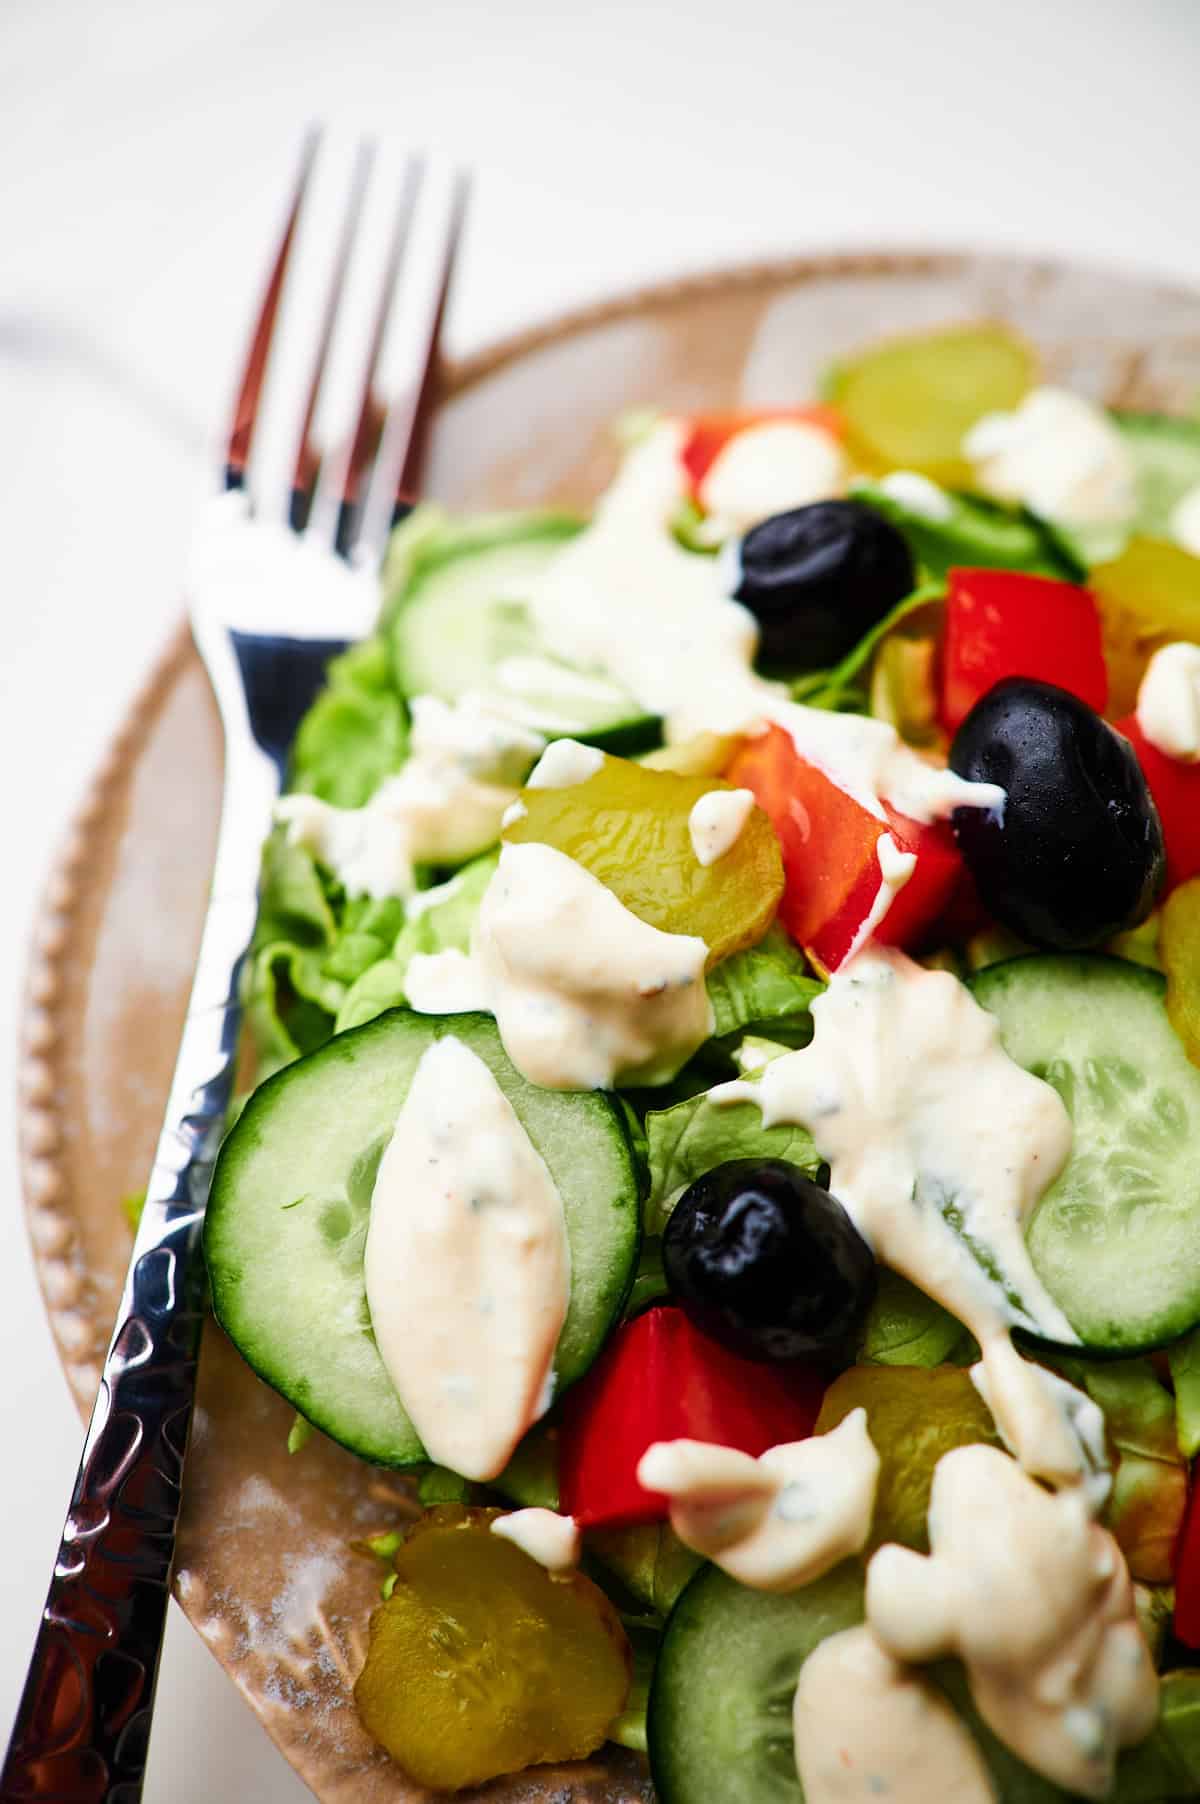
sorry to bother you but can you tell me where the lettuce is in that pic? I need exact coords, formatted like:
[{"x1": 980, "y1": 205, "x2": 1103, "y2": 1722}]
[
  {"x1": 334, "y1": 852, "x2": 500, "y2": 1034},
  {"x1": 644, "y1": 1076, "x2": 821, "y2": 1236},
  {"x1": 1059, "y1": 1356, "x2": 1189, "y2": 1584},
  {"x1": 859, "y1": 1270, "x2": 970, "y2": 1369},
  {"x1": 1170, "y1": 1327, "x2": 1200, "y2": 1457},
  {"x1": 289, "y1": 637, "x2": 408, "y2": 809},
  {"x1": 703, "y1": 927, "x2": 822, "y2": 1057}
]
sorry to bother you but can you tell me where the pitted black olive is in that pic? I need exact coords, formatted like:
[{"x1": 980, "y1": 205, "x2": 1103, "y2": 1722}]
[
  {"x1": 949, "y1": 677, "x2": 1165, "y2": 950},
  {"x1": 729, "y1": 499, "x2": 915, "y2": 668}
]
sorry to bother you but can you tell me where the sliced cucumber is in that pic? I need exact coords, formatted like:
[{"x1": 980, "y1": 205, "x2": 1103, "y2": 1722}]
[
  {"x1": 1116, "y1": 411, "x2": 1200, "y2": 542},
  {"x1": 648, "y1": 1561, "x2": 865, "y2": 1804},
  {"x1": 972, "y1": 955, "x2": 1200, "y2": 1354},
  {"x1": 205, "y1": 1009, "x2": 640, "y2": 1467},
  {"x1": 389, "y1": 514, "x2": 660, "y2": 752},
  {"x1": 649, "y1": 1559, "x2": 1200, "y2": 1803}
]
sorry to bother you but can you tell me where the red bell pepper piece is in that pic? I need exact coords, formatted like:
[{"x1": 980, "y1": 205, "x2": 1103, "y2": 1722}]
[
  {"x1": 939, "y1": 568, "x2": 1108, "y2": 733},
  {"x1": 1116, "y1": 712, "x2": 1200, "y2": 893},
  {"x1": 679, "y1": 406, "x2": 844, "y2": 500},
  {"x1": 558, "y1": 1307, "x2": 825, "y2": 1530},
  {"x1": 726, "y1": 724, "x2": 963, "y2": 972},
  {"x1": 1173, "y1": 1465, "x2": 1200, "y2": 1648}
]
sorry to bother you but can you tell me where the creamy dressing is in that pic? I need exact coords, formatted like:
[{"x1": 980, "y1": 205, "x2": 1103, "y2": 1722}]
[
  {"x1": 526, "y1": 737, "x2": 605, "y2": 789},
  {"x1": 873, "y1": 468, "x2": 955, "y2": 522},
  {"x1": 794, "y1": 1626, "x2": 998, "y2": 1804},
  {"x1": 528, "y1": 422, "x2": 1004, "y2": 821},
  {"x1": 472, "y1": 842, "x2": 713, "y2": 1090},
  {"x1": 637, "y1": 1410, "x2": 879, "y2": 1593},
  {"x1": 711, "y1": 948, "x2": 1104, "y2": 1486},
  {"x1": 363, "y1": 1036, "x2": 570, "y2": 1481},
  {"x1": 844, "y1": 832, "x2": 916, "y2": 962},
  {"x1": 964, "y1": 387, "x2": 1136, "y2": 526},
  {"x1": 1135, "y1": 640, "x2": 1200, "y2": 761},
  {"x1": 687, "y1": 788, "x2": 757, "y2": 867},
  {"x1": 404, "y1": 948, "x2": 491, "y2": 1014},
  {"x1": 1171, "y1": 482, "x2": 1200, "y2": 558},
  {"x1": 490, "y1": 1508, "x2": 581, "y2": 1574},
  {"x1": 276, "y1": 695, "x2": 544, "y2": 898},
  {"x1": 866, "y1": 1445, "x2": 1158, "y2": 1797},
  {"x1": 696, "y1": 419, "x2": 846, "y2": 537}
]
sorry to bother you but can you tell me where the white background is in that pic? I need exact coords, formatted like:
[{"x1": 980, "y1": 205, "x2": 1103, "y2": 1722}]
[{"x1": 1, "y1": 0, "x2": 1197, "y2": 1796}]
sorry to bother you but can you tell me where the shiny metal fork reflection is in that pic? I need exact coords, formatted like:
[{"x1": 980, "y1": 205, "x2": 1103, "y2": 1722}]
[{"x1": 2, "y1": 130, "x2": 466, "y2": 1804}]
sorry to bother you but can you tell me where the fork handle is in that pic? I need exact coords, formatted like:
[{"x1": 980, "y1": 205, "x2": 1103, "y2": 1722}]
[{"x1": 2, "y1": 733, "x2": 282, "y2": 1804}]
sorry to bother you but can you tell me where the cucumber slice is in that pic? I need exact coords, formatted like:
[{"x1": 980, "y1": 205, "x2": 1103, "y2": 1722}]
[
  {"x1": 205, "y1": 1009, "x2": 640, "y2": 1467},
  {"x1": 972, "y1": 955, "x2": 1200, "y2": 1354},
  {"x1": 389, "y1": 515, "x2": 660, "y2": 752},
  {"x1": 1116, "y1": 411, "x2": 1200, "y2": 542},
  {"x1": 649, "y1": 1560, "x2": 1198, "y2": 1803},
  {"x1": 648, "y1": 1561, "x2": 865, "y2": 1804}
]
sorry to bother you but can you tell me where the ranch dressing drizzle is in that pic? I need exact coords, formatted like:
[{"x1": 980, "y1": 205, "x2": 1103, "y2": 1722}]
[
  {"x1": 472, "y1": 842, "x2": 713, "y2": 1090},
  {"x1": 276, "y1": 695, "x2": 544, "y2": 899},
  {"x1": 1135, "y1": 641, "x2": 1200, "y2": 761},
  {"x1": 363, "y1": 1036, "x2": 570, "y2": 1481},
  {"x1": 687, "y1": 788, "x2": 757, "y2": 867},
  {"x1": 637, "y1": 1410, "x2": 879, "y2": 1593},
  {"x1": 490, "y1": 1508, "x2": 581, "y2": 1575},
  {"x1": 697, "y1": 419, "x2": 846, "y2": 537},
  {"x1": 964, "y1": 387, "x2": 1137, "y2": 526},
  {"x1": 794, "y1": 1625, "x2": 998, "y2": 1804},
  {"x1": 711, "y1": 947, "x2": 1104, "y2": 1487},
  {"x1": 865, "y1": 1445, "x2": 1158, "y2": 1798},
  {"x1": 528, "y1": 423, "x2": 1003, "y2": 826}
]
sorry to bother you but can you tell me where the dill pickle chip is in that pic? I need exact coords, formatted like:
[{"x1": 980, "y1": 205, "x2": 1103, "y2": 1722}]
[
  {"x1": 504, "y1": 751, "x2": 783, "y2": 966},
  {"x1": 1091, "y1": 537, "x2": 1200, "y2": 717},
  {"x1": 354, "y1": 1506, "x2": 630, "y2": 1791},
  {"x1": 827, "y1": 324, "x2": 1035, "y2": 486},
  {"x1": 1162, "y1": 878, "x2": 1200, "y2": 1068},
  {"x1": 815, "y1": 1364, "x2": 1002, "y2": 1553}
]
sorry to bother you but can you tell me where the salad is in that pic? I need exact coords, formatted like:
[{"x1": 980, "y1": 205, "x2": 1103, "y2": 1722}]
[{"x1": 202, "y1": 320, "x2": 1200, "y2": 1801}]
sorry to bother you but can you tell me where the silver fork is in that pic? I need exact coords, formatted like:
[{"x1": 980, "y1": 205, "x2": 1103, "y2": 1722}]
[{"x1": 2, "y1": 130, "x2": 466, "y2": 1804}]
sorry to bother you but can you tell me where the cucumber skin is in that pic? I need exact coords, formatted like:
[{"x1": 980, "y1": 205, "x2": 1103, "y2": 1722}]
[
  {"x1": 972, "y1": 954, "x2": 1200, "y2": 1357},
  {"x1": 206, "y1": 1008, "x2": 641, "y2": 1469}
]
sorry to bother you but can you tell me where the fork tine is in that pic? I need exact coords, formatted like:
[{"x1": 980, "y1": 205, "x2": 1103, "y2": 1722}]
[
  {"x1": 303, "y1": 145, "x2": 423, "y2": 552},
  {"x1": 350, "y1": 158, "x2": 469, "y2": 567},
  {"x1": 242, "y1": 129, "x2": 370, "y2": 529},
  {"x1": 224, "y1": 126, "x2": 319, "y2": 489}
]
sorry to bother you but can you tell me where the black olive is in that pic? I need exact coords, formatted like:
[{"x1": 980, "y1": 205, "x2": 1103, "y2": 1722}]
[
  {"x1": 728, "y1": 500, "x2": 915, "y2": 669},
  {"x1": 949, "y1": 677, "x2": 1165, "y2": 950},
  {"x1": 662, "y1": 1158, "x2": 876, "y2": 1364}
]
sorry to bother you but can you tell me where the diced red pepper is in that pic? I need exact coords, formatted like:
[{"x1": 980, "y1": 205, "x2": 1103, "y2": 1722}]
[
  {"x1": 726, "y1": 724, "x2": 963, "y2": 973},
  {"x1": 939, "y1": 568, "x2": 1108, "y2": 733},
  {"x1": 558, "y1": 1307, "x2": 825, "y2": 1530},
  {"x1": 1116, "y1": 712, "x2": 1200, "y2": 893},
  {"x1": 679, "y1": 406, "x2": 844, "y2": 500},
  {"x1": 1173, "y1": 1465, "x2": 1200, "y2": 1648}
]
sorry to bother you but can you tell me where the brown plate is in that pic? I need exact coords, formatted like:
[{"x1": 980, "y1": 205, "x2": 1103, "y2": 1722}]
[{"x1": 18, "y1": 251, "x2": 1200, "y2": 1803}]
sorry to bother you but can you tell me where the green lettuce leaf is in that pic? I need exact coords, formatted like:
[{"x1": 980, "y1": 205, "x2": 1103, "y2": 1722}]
[
  {"x1": 1170, "y1": 1327, "x2": 1200, "y2": 1457},
  {"x1": 859, "y1": 1269, "x2": 970, "y2": 1368},
  {"x1": 254, "y1": 829, "x2": 338, "y2": 952},
  {"x1": 704, "y1": 926, "x2": 822, "y2": 1058},
  {"x1": 644, "y1": 1076, "x2": 821, "y2": 1235},
  {"x1": 334, "y1": 853, "x2": 499, "y2": 1034},
  {"x1": 852, "y1": 481, "x2": 1083, "y2": 582},
  {"x1": 1058, "y1": 1357, "x2": 1189, "y2": 1584},
  {"x1": 289, "y1": 637, "x2": 409, "y2": 809}
]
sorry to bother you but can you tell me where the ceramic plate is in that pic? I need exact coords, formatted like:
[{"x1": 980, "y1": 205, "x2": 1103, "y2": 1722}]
[{"x1": 19, "y1": 251, "x2": 1200, "y2": 1802}]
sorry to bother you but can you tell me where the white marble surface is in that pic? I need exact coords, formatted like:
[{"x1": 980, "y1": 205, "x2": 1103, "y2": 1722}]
[{"x1": 1, "y1": 0, "x2": 1198, "y2": 1796}]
